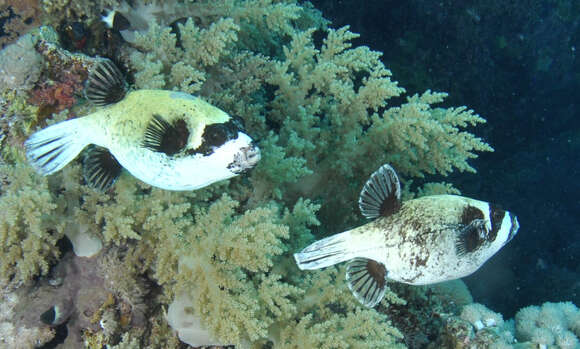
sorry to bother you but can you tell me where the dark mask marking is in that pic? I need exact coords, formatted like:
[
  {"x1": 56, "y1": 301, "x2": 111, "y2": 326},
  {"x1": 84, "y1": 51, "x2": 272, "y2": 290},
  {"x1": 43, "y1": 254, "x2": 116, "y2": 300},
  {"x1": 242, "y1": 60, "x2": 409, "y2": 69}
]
[
  {"x1": 489, "y1": 204, "x2": 506, "y2": 242},
  {"x1": 143, "y1": 115, "x2": 189, "y2": 156},
  {"x1": 461, "y1": 205, "x2": 484, "y2": 225},
  {"x1": 193, "y1": 117, "x2": 241, "y2": 156}
]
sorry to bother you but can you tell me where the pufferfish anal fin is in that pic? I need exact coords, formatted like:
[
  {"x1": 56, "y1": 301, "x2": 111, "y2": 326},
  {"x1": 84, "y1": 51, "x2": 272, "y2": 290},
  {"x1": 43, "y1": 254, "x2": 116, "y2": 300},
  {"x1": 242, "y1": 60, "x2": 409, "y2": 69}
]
[
  {"x1": 82, "y1": 145, "x2": 123, "y2": 191},
  {"x1": 346, "y1": 258, "x2": 388, "y2": 308},
  {"x1": 142, "y1": 115, "x2": 189, "y2": 156},
  {"x1": 358, "y1": 164, "x2": 402, "y2": 219},
  {"x1": 85, "y1": 59, "x2": 127, "y2": 106},
  {"x1": 455, "y1": 219, "x2": 489, "y2": 257}
]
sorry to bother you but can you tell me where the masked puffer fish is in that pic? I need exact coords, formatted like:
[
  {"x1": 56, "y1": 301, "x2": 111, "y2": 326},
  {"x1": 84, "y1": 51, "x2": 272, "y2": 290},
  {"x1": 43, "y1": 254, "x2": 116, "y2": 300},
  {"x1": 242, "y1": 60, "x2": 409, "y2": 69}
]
[
  {"x1": 294, "y1": 164, "x2": 519, "y2": 307},
  {"x1": 25, "y1": 59, "x2": 260, "y2": 191}
]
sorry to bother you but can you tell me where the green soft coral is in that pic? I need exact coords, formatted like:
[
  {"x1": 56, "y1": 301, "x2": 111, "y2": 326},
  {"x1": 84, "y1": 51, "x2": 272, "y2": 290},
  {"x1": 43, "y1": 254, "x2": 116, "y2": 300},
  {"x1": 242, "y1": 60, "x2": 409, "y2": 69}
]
[
  {"x1": 276, "y1": 309, "x2": 404, "y2": 349},
  {"x1": 165, "y1": 195, "x2": 404, "y2": 347},
  {"x1": 257, "y1": 26, "x2": 492, "y2": 227},
  {"x1": 172, "y1": 195, "x2": 300, "y2": 343},
  {"x1": 0, "y1": 159, "x2": 61, "y2": 285},
  {"x1": 364, "y1": 91, "x2": 494, "y2": 178}
]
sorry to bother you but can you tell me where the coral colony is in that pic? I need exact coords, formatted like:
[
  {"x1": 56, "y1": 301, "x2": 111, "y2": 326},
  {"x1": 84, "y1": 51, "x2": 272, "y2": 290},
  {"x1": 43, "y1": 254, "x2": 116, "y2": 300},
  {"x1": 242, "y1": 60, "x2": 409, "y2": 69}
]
[{"x1": 0, "y1": 1, "x2": 578, "y2": 348}]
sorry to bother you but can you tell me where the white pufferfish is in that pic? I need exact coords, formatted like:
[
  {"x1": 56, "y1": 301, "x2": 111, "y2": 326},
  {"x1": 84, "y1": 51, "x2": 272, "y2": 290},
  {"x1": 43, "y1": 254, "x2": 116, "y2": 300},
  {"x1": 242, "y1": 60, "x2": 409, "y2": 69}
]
[
  {"x1": 25, "y1": 59, "x2": 260, "y2": 190},
  {"x1": 294, "y1": 164, "x2": 519, "y2": 307}
]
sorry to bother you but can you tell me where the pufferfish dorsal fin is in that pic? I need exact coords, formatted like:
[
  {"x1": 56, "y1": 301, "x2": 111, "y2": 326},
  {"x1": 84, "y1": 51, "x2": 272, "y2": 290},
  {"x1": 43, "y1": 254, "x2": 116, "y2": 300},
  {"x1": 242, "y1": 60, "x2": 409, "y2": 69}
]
[
  {"x1": 346, "y1": 258, "x2": 388, "y2": 308},
  {"x1": 142, "y1": 114, "x2": 189, "y2": 156},
  {"x1": 82, "y1": 145, "x2": 123, "y2": 191},
  {"x1": 358, "y1": 164, "x2": 402, "y2": 219},
  {"x1": 85, "y1": 59, "x2": 127, "y2": 106}
]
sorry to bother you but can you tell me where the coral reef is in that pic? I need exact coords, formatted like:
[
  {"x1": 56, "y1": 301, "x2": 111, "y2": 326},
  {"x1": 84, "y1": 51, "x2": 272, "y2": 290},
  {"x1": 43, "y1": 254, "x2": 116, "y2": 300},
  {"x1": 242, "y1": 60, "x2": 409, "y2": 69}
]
[
  {"x1": 0, "y1": 0, "x2": 42, "y2": 48},
  {"x1": 29, "y1": 27, "x2": 103, "y2": 119},
  {"x1": 0, "y1": 160, "x2": 61, "y2": 286},
  {"x1": 125, "y1": 1, "x2": 492, "y2": 229},
  {"x1": 515, "y1": 301, "x2": 580, "y2": 348},
  {"x1": 28, "y1": 69, "x2": 85, "y2": 116},
  {"x1": 0, "y1": 31, "x2": 43, "y2": 95},
  {"x1": 461, "y1": 303, "x2": 505, "y2": 331},
  {"x1": 436, "y1": 301, "x2": 580, "y2": 349},
  {"x1": 0, "y1": 289, "x2": 55, "y2": 348},
  {"x1": 0, "y1": 0, "x2": 512, "y2": 348},
  {"x1": 0, "y1": 244, "x2": 155, "y2": 348}
]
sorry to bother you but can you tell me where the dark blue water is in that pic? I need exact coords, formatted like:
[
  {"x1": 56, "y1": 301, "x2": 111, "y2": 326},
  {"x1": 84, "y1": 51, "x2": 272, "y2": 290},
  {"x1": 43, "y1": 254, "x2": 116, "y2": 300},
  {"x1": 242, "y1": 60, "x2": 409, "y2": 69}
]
[{"x1": 310, "y1": 0, "x2": 580, "y2": 318}]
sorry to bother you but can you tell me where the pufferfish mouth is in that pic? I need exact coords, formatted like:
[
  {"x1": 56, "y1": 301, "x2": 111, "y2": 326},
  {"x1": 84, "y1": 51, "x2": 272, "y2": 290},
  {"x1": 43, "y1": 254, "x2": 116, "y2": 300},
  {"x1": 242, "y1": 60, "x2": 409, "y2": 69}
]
[{"x1": 228, "y1": 143, "x2": 261, "y2": 174}]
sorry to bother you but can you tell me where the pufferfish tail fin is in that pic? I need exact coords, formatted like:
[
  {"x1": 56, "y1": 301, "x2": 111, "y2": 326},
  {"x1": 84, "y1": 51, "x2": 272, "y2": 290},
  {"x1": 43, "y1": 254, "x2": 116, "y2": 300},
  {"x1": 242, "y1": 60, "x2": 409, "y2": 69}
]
[
  {"x1": 294, "y1": 232, "x2": 389, "y2": 308},
  {"x1": 25, "y1": 118, "x2": 91, "y2": 175},
  {"x1": 294, "y1": 230, "x2": 357, "y2": 270}
]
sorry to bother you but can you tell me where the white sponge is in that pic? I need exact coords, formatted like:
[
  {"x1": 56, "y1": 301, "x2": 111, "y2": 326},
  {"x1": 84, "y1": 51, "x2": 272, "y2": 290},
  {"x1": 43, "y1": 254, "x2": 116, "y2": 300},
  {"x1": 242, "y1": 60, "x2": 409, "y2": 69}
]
[
  {"x1": 65, "y1": 223, "x2": 102, "y2": 257},
  {"x1": 167, "y1": 293, "x2": 228, "y2": 347}
]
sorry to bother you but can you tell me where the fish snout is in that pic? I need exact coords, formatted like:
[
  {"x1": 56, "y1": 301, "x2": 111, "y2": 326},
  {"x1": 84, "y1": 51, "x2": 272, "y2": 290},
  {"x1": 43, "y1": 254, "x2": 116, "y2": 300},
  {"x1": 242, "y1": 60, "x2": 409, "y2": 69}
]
[{"x1": 228, "y1": 142, "x2": 261, "y2": 174}]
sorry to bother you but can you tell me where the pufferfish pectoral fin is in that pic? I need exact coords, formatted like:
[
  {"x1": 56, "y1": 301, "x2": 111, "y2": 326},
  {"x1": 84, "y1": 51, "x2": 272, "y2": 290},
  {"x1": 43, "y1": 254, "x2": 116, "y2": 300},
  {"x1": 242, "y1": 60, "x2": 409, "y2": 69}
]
[
  {"x1": 82, "y1": 145, "x2": 123, "y2": 191},
  {"x1": 346, "y1": 258, "x2": 388, "y2": 308},
  {"x1": 358, "y1": 163, "x2": 402, "y2": 219},
  {"x1": 85, "y1": 59, "x2": 127, "y2": 106},
  {"x1": 142, "y1": 114, "x2": 189, "y2": 156},
  {"x1": 455, "y1": 218, "x2": 489, "y2": 256}
]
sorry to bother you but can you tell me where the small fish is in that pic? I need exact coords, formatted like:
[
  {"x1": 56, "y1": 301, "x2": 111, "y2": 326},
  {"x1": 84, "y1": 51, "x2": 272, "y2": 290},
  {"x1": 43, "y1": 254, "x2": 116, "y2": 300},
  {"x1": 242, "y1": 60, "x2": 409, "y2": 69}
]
[
  {"x1": 25, "y1": 60, "x2": 260, "y2": 191},
  {"x1": 294, "y1": 164, "x2": 519, "y2": 307}
]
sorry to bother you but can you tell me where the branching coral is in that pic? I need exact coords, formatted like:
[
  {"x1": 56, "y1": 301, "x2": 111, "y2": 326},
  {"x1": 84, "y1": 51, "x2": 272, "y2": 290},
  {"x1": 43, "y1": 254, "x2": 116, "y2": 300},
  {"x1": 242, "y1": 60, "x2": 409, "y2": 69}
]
[
  {"x1": 126, "y1": 0, "x2": 305, "y2": 92},
  {"x1": 256, "y1": 25, "x2": 491, "y2": 226},
  {"x1": 0, "y1": 159, "x2": 61, "y2": 286},
  {"x1": 171, "y1": 195, "x2": 300, "y2": 344},
  {"x1": 364, "y1": 91, "x2": 493, "y2": 177},
  {"x1": 128, "y1": 18, "x2": 239, "y2": 91},
  {"x1": 275, "y1": 309, "x2": 404, "y2": 349},
  {"x1": 120, "y1": 1, "x2": 489, "y2": 224}
]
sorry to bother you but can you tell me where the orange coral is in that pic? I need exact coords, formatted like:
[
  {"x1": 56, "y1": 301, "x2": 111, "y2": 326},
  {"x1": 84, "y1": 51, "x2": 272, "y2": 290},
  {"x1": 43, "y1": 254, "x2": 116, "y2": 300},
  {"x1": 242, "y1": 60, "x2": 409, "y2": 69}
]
[{"x1": 29, "y1": 70, "x2": 84, "y2": 117}]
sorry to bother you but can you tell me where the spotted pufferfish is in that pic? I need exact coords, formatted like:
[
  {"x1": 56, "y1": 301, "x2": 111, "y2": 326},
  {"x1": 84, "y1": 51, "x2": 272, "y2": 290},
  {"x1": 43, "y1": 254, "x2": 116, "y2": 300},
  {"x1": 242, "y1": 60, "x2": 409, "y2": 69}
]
[
  {"x1": 25, "y1": 60, "x2": 260, "y2": 190},
  {"x1": 294, "y1": 164, "x2": 519, "y2": 307}
]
